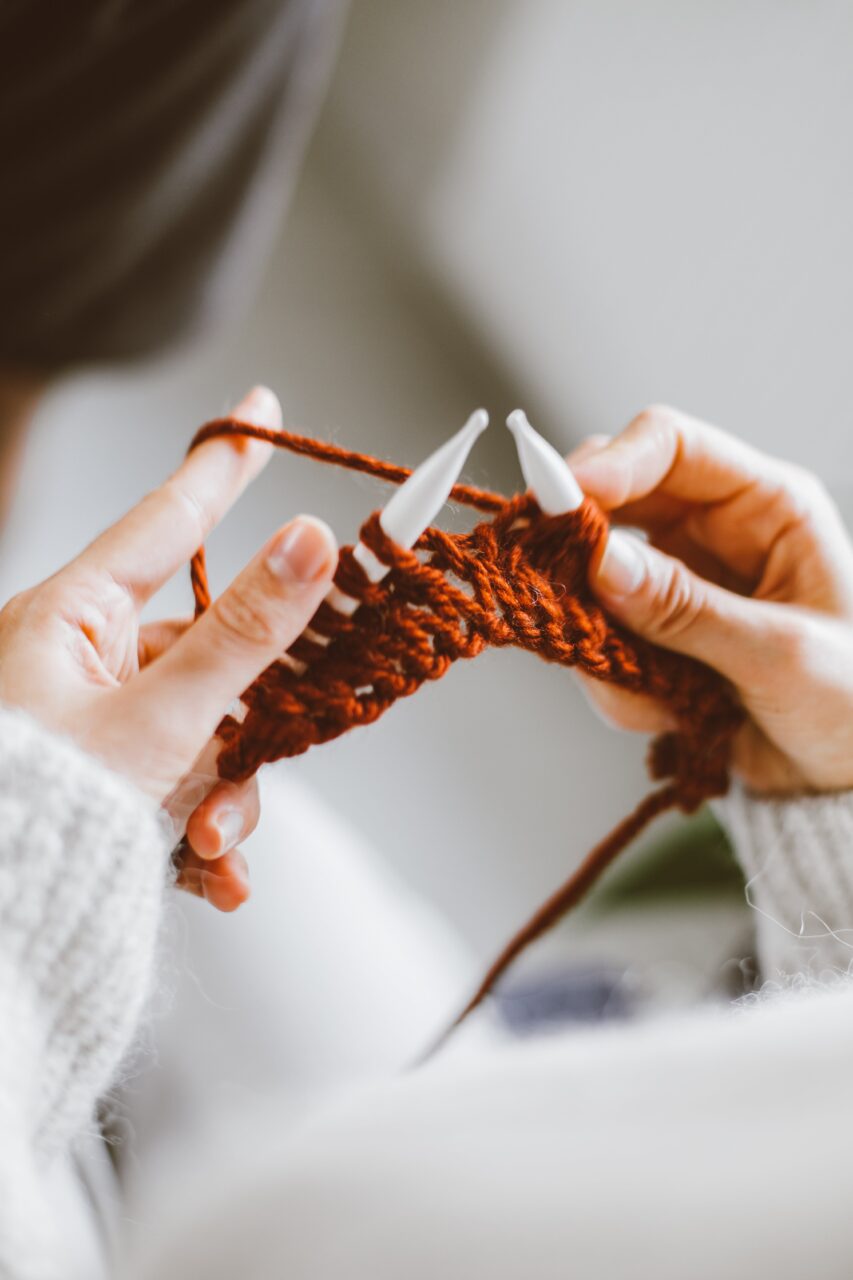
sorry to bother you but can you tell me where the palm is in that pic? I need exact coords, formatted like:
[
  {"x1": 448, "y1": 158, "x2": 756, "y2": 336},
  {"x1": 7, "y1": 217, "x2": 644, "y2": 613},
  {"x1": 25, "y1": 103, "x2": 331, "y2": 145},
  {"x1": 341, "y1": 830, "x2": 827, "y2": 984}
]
[{"x1": 65, "y1": 573, "x2": 141, "y2": 687}]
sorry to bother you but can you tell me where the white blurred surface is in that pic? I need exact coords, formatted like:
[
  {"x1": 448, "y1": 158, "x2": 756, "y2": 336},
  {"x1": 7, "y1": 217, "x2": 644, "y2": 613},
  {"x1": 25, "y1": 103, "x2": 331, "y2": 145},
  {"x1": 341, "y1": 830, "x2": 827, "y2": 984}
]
[
  {"x1": 320, "y1": 0, "x2": 853, "y2": 482},
  {"x1": 120, "y1": 768, "x2": 488, "y2": 1244},
  {"x1": 130, "y1": 981, "x2": 853, "y2": 1279}
]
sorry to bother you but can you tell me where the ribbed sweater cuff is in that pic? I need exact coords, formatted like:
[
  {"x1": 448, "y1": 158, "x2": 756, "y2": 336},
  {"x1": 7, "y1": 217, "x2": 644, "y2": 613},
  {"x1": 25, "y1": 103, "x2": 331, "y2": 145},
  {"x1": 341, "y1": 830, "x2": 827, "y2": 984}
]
[
  {"x1": 716, "y1": 784, "x2": 853, "y2": 980},
  {"x1": 0, "y1": 705, "x2": 170, "y2": 1158}
]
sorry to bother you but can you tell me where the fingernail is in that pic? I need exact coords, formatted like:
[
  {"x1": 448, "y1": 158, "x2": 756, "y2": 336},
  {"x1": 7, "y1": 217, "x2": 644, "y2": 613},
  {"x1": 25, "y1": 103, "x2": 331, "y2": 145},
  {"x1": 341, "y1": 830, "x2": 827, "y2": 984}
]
[
  {"x1": 234, "y1": 385, "x2": 282, "y2": 428},
  {"x1": 213, "y1": 807, "x2": 244, "y2": 852},
  {"x1": 267, "y1": 517, "x2": 336, "y2": 584},
  {"x1": 597, "y1": 531, "x2": 646, "y2": 598}
]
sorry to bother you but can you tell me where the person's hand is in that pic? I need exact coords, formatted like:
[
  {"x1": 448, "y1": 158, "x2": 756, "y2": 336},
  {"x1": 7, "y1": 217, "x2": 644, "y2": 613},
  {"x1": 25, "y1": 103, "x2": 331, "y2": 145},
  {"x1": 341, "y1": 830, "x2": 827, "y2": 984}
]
[
  {"x1": 570, "y1": 404, "x2": 853, "y2": 795},
  {"x1": 0, "y1": 386, "x2": 337, "y2": 909}
]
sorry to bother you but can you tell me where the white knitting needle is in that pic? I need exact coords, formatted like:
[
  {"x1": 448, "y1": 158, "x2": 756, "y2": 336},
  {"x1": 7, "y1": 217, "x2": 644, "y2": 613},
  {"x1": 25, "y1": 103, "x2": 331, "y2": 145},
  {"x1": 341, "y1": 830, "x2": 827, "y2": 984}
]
[
  {"x1": 506, "y1": 409, "x2": 584, "y2": 515},
  {"x1": 296, "y1": 408, "x2": 489, "y2": 659},
  {"x1": 182, "y1": 411, "x2": 556, "y2": 861},
  {"x1": 328, "y1": 407, "x2": 489, "y2": 613},
  {"x1": 172, "y1": 409, "x2": 490, "y2": 850}
]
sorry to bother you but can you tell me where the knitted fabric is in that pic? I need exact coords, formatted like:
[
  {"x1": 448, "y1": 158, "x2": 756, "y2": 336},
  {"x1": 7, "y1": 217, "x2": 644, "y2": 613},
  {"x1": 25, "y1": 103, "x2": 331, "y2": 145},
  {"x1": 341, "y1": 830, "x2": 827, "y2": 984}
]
[
  {"x1": 718, "y1": 786, "x2": 853, "y2": 977},
  {"x1": 189, "y1": 417, "x2": 745, "y2": 1028}
]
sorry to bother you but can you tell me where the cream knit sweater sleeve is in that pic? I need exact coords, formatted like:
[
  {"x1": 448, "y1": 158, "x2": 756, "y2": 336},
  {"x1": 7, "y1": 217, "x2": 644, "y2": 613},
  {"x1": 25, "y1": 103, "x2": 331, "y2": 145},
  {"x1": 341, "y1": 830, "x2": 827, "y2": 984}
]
[
  {"x1": 718, "y1": 785, "x2": 853, "y2": 979},
  {"x1": 0, "y1": 705, "x2": 169, "y2": 1280}
]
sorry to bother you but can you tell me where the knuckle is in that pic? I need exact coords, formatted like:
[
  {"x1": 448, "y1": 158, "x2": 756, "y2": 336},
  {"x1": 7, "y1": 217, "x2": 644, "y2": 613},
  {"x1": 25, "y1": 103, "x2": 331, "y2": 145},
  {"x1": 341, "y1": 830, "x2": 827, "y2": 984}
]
[
  {"x1": 579, "y1": 433, "x2": 611, "y2": 454},
  {"x1": 648, "y1": 559, "x2": 704, "y2": 642},
  {"x1": 631, "y1": 403, "x2": 681, "y2": 443},
  {"x1": 210, "y1": 584, "x2": 280, "y2": 650},
  {"x1": 627, "y1": 404, "x2": 688, "y2": 478},
  {"x1": 0, "y1": 589, "x2": 29, "y2": 624},
  {"x1": 778, "y1": 463, "x2": 831, "y2": 516},
  {"x1": 765, "y1": 464, "x2": 839, "y2": 552},
  {"x1": 161, "y1": 477, "x2": 211, "y2": 545},
  {"x1": 634, "y1": 402, "x2": 673, "y2": 428},
  {"x1": 0, "y1": 586, "x2": 43, "y2": 634}
]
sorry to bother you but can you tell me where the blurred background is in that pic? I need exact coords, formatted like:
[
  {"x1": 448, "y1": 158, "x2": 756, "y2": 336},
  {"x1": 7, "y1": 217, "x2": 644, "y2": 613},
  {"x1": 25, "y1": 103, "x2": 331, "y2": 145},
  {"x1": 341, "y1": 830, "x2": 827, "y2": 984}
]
[{"x1": 3, "y1": 0, "x2": 852, "y2": 986}]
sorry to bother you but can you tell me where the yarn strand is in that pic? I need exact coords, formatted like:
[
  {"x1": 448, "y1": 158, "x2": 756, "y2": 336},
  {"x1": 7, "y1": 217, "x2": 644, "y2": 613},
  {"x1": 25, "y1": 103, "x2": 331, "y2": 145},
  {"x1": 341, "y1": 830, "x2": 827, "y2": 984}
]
[{"x1": 417, "y1": 784, "x2": 680, "y2": 1063}]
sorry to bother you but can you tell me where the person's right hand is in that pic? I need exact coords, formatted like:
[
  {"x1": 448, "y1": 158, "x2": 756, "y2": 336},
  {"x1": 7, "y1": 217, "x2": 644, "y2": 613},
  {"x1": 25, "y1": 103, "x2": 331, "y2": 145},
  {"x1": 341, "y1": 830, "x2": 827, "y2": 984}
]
[{"x1": 569, "y1": 405, "x2": 853, "y2": 795}]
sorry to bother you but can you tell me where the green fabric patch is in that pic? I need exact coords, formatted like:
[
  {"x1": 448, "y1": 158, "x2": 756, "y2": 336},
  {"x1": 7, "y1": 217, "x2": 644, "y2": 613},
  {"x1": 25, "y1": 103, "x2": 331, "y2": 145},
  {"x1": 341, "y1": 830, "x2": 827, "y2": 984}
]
[{"x1": 587, "y1": 807, "x2": 745, "y2": 912}]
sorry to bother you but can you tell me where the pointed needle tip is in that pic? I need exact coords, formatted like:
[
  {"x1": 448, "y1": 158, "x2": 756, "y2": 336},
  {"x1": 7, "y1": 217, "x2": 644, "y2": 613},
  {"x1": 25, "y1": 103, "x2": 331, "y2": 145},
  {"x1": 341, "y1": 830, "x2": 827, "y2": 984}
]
[
  {"x1": 466, "y1": 407, "x2": 490, "y2": 436},
  {"x1": 376, "y1": 409, "x2": 489, "y2": 551},
  {"x1": 504, "y1": 409, "x2": 584, "y2": 515},
  {"x1": 505, "y1": 408, "x2": 529, "y2": 437}
]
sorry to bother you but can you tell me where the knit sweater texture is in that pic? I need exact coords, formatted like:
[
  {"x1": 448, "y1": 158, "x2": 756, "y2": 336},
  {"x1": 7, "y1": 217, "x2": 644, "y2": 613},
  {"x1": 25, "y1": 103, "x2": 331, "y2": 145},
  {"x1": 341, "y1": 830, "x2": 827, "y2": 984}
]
[
  {"x1": 0, "y1": 706, "x2": 169, "y2": 1279},
  {"x1": 0, "y1": 703, "x2": 851, "y2": 1276},
  {"x1": 720, "y1": 785, "x2": 853, "y2": 976}
]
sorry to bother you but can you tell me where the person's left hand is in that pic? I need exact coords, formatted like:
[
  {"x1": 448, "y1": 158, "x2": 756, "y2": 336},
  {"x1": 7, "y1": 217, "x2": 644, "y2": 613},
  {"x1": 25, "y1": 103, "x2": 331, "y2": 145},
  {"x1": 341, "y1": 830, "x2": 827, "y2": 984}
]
[{"x1": 0, "y1": 385, "x2": 338, "y2": 911}]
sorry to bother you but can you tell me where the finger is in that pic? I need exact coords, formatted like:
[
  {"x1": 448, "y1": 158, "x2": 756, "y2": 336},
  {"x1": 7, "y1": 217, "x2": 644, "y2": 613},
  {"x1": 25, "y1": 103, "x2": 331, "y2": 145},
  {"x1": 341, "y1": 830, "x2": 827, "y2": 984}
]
[
  {"x1": 591, "y1": 527, "x2": 786, "y2": 687},
  {"x1": 185, "y1": 776, "x2": 260, "y2": 860},
  {"x1": 566, "y1": 434, "x2": 611, "y2": 468},
  {"x1": 575, "y1": 670, "x2": 678, "y2": 734},
  {"x1": 176, "y1": 845, "x2": 251, "y2": 913},
  {"x1": 648, "y1": 526, "x2": 749, "y2": 595},
  {"x1": 138, "y1": 617, "x2": 192, "y2": 667},
  {"x1": 160, "y1": 736, "x2": 224, "y2": 844},
  {"x1": 604, "y1": 491, "x2": 692, "y2": 534},
  {"x1": 606, "y1": 494, "x2": 837, "y2": 600},
  {"x1": 123, "y1": 515, "x2": 337, "y2": 751},
  {"x1": 72, "y1": 386, "x2": 279, "y2": 605},
  {"x1": 571, "y1": 404, "x2": 790, "y2": 511},
  {"x1": 573, "y1": 404, "x2": 853, "y2": 599}
]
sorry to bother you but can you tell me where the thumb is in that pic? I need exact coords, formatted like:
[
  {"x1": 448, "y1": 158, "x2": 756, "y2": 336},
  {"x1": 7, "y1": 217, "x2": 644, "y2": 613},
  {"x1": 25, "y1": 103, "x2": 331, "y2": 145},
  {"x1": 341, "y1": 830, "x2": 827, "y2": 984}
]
[
  {"x1": 591, "y1": 529, "x2": 775, "y2": 687},
  {"x1": 122, "y1": 515, "x2": 337, "y2": 775}
]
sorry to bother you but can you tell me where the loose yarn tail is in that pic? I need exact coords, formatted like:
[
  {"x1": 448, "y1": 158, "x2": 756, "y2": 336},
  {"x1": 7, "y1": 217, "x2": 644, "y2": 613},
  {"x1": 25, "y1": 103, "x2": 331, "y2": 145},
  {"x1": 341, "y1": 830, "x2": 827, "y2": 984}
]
[{"x1": 416, "y1": 783, "x2": 681, "y2": 1065}]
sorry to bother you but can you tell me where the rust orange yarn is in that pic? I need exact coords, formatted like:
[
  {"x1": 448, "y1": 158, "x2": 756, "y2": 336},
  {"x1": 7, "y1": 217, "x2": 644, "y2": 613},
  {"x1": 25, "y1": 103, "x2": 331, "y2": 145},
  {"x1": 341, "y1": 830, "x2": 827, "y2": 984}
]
[{"x1": 189, "y1": 416, "x2": 745, "y2": 1034}]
